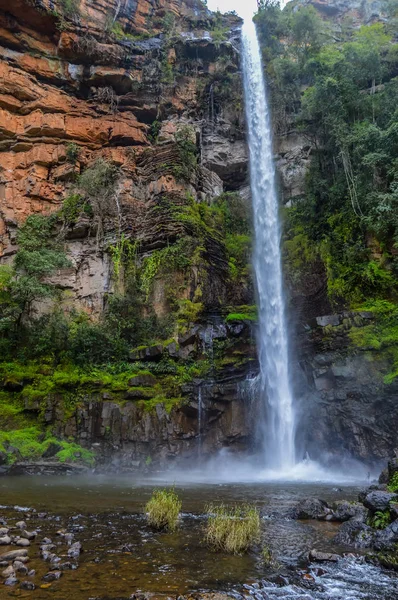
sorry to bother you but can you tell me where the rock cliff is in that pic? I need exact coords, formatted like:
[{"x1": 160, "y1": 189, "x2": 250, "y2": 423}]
[{"x1": 0, "y1": 0, "x2": 397, "y2": 472}]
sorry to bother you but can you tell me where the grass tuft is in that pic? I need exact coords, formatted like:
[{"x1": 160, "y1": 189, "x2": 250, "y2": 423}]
[
  {"x1": 205, "y1": 503, "x2": 261, "y2": 554},
  {"x1": 145, "y1": 488, "x2": 182, "y2": 531}
]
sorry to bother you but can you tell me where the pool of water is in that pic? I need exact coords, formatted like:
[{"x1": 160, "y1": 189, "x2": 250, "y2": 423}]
[{"x1": 0, "y1": 476, "x2": 397, "y2": 599}]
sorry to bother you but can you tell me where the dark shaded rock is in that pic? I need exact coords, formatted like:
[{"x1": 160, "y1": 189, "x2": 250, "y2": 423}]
[
  {"x1": 363, "y1": 491, "x2": 397, "y2": 512},
  {"x1": 373, "y1": 519, "x2": 398, "y2": 551},
  {"x1": 316, "y1": 315, "x2": 341, "y2": 327},
  {"x1": 129, "y1": 344, "x2": 163, "y2": 361},
  {"x1": 42, "y1": 442, "x2": 62, "y2": 458},
  {"x1": 333, "y1": 518, "x2": 374, "y2": 548},
  {"x1": 20, "y1": 580, "x2": 35, "y2": 590},
  {"x1": 388, "y1": 457, "x2": 398, "y2": 480},
  {"x1": 59, "y1": 562, "x2": 77, "y2": 570},
  {"x1": 330, "y1": 501, "x2": 368, "y2": 522},
  {"x1": 0, "y1": 452, "x2": 7, "y2": 466},
  {"x1": 309, "y1": 549, "x2": 339, "y2": 562},
  {"x1": 178, "y1": 327, "x2": 199, "y2": 347},
  {"x1": 128, "y1": 374, "x2": 157, "y2": 387},
  {"x1": 42, "y1": 570, "x2": 62, "y2": 582},
  {"x1": 291, "y1": 498, "x2": 330, "y2": 520}
]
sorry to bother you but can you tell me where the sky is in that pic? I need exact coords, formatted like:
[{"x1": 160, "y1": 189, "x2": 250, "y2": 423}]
[
  {"x1": 206, "y1": 0, "x2": 287, "y2": 19},
  {"x1": 206, "y1": 0, "x2": 258, "y2": 20}
]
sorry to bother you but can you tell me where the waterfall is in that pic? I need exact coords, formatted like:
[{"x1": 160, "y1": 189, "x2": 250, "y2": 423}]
[
  {"x1": 241, "y1": 19, "x2": 296, "y2": 471},
  {"x1": 197, "y1": 386, "x2": 203, "y2": 462}
]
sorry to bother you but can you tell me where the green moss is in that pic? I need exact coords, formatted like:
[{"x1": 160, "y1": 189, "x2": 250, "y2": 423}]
[{"x1": 0, "y1": 427, "x2": 94, "y2": 466}]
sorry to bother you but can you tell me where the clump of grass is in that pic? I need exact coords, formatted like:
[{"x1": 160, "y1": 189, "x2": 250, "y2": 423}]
[
  {"x1": 262, "y1": 545, "x2": 273, "y2": 565},
  {"x1": 145, "y1": 489, "x2": 182, "y2": 531},
  {"x1": 205, "y1": 503, "x2": 261, "y2": 554}
]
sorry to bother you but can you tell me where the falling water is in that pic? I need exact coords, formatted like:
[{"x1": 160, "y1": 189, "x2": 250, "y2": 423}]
[
  {"x1": 197, "y1": 386, "x2": 203, "y2": 462},
  {"x1": 241, "y1": 19, "x2": 295, "y2": 471}
]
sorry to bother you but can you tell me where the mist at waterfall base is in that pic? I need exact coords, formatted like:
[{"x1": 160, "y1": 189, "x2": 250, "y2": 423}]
[{"x1": 161, "y1": 20, "x2": 375, "y2": 486}]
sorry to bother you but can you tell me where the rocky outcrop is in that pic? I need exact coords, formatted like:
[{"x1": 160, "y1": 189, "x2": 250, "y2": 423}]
[{"x1": 295, "y1": 312, "x2": 398, "y2": 463}]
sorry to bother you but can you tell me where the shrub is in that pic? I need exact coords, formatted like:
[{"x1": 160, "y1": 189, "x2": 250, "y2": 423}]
[
  {"x1": 388, "y1": 472, "x2": 398, "y2": 493},
  {"x1": 369, "y1": 509, "x2": 392, "y2": 530},
  {"x1": 65, "y1": 142, "x2": 80, "y2": 163},
  {"x1": 205, "y1": 504, "x2": 261, "y2": 554},
  {"x1": 145, "y1": 488, "x2": 182, "y2": 531}
]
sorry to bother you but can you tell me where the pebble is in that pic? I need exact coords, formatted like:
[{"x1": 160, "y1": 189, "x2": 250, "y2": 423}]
[
  {"x1": 41, "y1": 544, "x2": 56, "y2": 553},
  {"x1": 27, "y1": 569, "x2": 35, "y2": 577},
  {"x1": 59, "y1": 562, "x2": 77, "y2": 570},
  {"x1": 13, "y1": 561, "x2": 28, "y2": 574},
  {"x1": 68, "y1": 541, "x2": 82, "y2": 558},
  {"x1": 15, "y1": 521, "x2": 26, "y2": 530},
  {"x1": 20, "y1": 530, "x2": 36, "y2": 540},
  {"x1": 4, "y1": 575, "x2": 18, "y2": 586},
  {"x1": 20, "y1": 581, "x2": 36, "y2": 590},
  {"x1": 38, "y1": 513, "x2": 47, "y2": 519},
  {"x1": 42, "y1": 570, "x2": 62, "y2": 582},
  {"x1": 309, "y1": 549, "x2": 339, "y2": 562},
  {"x1": 1, "y1": 565, "x2": 15, "y2": 578},
  {"x1": 16, "y1": 538, "x2": 30, "y2": 547},
  {"x1": 0, "y1": 536, "x2": 11, "y2": 545},
  {"x1": 41, "y1": 537, "x2": 52, "y2": 544}
]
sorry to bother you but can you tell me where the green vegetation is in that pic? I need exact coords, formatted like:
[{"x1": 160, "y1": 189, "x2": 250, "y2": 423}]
[
  {"x1": 205, "y1": 504, "x2": 261, "y2": 554},
  {"x1": 0, "y1": 426, "x2": 94, "y2": 466},
  {"x1": 368, "y1": 509, "x2": 392, "y2": 530},
  {"x1": 59, "y1": 0, "x2": 80, "y2": 19},
  {"x1": 65, "y1": 142, "x2": 80, "y2": 163},
  {"x1": 145, "y1": 488, "x2": 182, "y2": 531},
  {"x1": 256, "y1": 2, "x2": 398, "y2": 308},
  {"x1": 348, "y1": 300, "x2": 398, "y2": 382},
  {"x1": 388, "y1": 472, "x2": 398, "y2": 493}
]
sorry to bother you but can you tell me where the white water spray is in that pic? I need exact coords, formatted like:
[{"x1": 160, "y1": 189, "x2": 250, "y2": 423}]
[{"x1": 241, "y1": 19, "x2": 296, "y2": 471}]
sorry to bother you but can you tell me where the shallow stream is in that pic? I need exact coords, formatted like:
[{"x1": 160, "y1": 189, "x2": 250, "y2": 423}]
[{"x1": 0, "y1": 476, "x2": 397, "y2": 599}]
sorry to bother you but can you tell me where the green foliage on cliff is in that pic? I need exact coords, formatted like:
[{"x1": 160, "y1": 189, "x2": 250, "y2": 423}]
[
  {"x1": 0, "y1": 426, "x2": 94, "y2": 466},
  {"x1": 257, "y1": 2, "x2": 398, "y2": 307}
]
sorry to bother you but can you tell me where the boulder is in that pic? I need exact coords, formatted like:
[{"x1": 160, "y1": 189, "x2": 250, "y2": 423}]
[
  {"x1": 309, "y1": 549, "x2": 339, "y2": 562},
  {"x1": 373, "y1": 519, "x2": 398, "y2": 551},
  {"x1": 16, "y1": 538, "x2": 30, "y2": 547},
  {"x1": 333, "y1": 518, "x2": 374, "y2": 548},
  {"x1": 330, "y1": 501, "x2": 368, "y2": 522},
  {"x1": 363, "y1": 491, "x2": 397, "y2": 512},
  {"x1": 290, "y1": 498, "x2": 330, "y2": 520},
  {"x1": 67, "y1": 541, "x2": 82, "y2": 558},
  {"x1": 0, "y1": 549, "x2": 28, "y2": 561},
  {"x1": 1, "y1": 565, "x2": 15, "y2": 578},
  {"x1": 127, "y1": 374, "x2": 157, "y2": 387}
]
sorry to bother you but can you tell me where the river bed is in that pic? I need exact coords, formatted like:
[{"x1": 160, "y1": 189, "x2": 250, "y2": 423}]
[{"x1": 0, "y1": 476, "x2": 397, "y2": 599}]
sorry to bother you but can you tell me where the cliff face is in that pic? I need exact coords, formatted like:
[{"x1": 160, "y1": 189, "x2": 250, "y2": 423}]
[{"x1": 0, "y1": 0, "x2": 397, "y2": 472}]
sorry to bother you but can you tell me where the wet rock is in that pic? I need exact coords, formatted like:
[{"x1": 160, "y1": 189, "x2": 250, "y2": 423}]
[
  {"x1": 20, "y1": 530, "x2": 36, "y2": 540},
  {"x1": 291, "y1": 498, "x2": 330, "y2": 520},
  {"x1": 330, "y1": 501, "x2": 368, "y2": 522},
  {"x1": 2, "y1": 565, "x2": 15, "y2": 578},
  {"x1": 28, "y1": 570, "x2": 35, "y2": 577},
  {"x1": 15, "y1": 521, "x2": 26, "y2": 530},
  {"x1": 67, "y1": 541, "x2": 82, "y2": 558},
  {"x1": 59, "y1": 562, "x2": 77, "y2": 570},
  {"x1": 309, "y1": 549, "x2": 339, "y2": 562},
  {"x1": 38, "y1": 514, "x2": 48, "y2": 519},
  {"x1": 4, "y1": 575, "x2": 18, "y2": 586},
  {"x1": 363, "y1": 491, "x2": 397, "y2": 512},
  {"x1": 42, "y1": 570, "x2": 62, "y2": 582},
  {"x1": 373, "y1": 519, "x2": 398, "y2": 551},
  {"x1": 0, "y1": 549, "x2": 28, "y2": 561},
  {"x1": 13, "y1": 561, "x2": 28, "y2": 574},
  {"x1": 333, "y1": 518, "x2": 374, "y2": 548},
  {"x1": 0, "y1": 562, "x2": 8, "y2": 568},
  {"x1": 0, "y1": 528, "x2": 9, "y2": 537},
  {"x1": 20, "y1": 580, "x2": 36, "y2": 590},
  {"x1": 129, "y1": 344, "x2": 163, "y2": 361},
  {"x1": 41, "y1": 537, "x2": 52, "y2": 544},
  {"x1": 16, "y1": 538, "x2": 30, "y2": 547},
  {"x1": 0, "y1": 536, "x2": 11, "y2": 545},
  {"x1": 41, "y1": 544, "x2": 56, "y2": 553}
]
